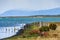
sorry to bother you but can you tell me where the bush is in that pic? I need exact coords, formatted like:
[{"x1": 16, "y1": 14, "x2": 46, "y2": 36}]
[
  {"x1": 39, "y1": 26, "x2": 49, "y2": 32},
  {"x1": 29, "y1": 30, "x2": 40, "y2": 35},
  {"x1": 49, "y1": 24, "x2": 57, "y2": 30}
]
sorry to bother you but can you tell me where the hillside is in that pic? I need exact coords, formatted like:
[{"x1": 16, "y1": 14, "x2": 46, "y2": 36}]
[
  {"x1": 2, "y1": 22, "x2": 40, "y2": 40},
  {"x1": 2, "y1": 22, "x2": 60, "y2": 40},
  {"x1": 0, "y1": 8, "x2": 60, "y2": 16}
]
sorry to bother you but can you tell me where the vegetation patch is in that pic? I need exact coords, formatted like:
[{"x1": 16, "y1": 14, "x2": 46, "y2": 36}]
[{"x1": 4, "y1": 22, "x2": 58, "y2": 40}]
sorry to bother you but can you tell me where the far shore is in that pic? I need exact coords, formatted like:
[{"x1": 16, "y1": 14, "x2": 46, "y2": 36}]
[{"x1": 0, "y1": 15, "x2": 60, "y2": 18}]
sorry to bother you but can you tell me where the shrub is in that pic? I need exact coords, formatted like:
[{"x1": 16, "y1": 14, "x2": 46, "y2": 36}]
[
  {"x1": 39, "y1": 26, "x2": 49, "y2": 32},
  {"x1": 49, "y1": 24, "x2": 57, "y2": 30},
  {"x1": 29, "y1": 30, "x2": 40, "y2": 35},
  {"x1": 43, "y1": 32, "x2": 49, "y2": 37}
]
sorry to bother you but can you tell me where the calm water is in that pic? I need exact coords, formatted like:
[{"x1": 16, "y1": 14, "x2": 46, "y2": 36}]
[
  {"x1": 0, "y1": 17, "x2": 60, "y2": 27},
  {"x1": 0, "y1": 17, "x2": 60, "y2": 39}
]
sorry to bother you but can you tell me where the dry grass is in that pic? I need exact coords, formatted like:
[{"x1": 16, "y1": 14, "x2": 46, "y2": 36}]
[{"x1": 5, "y1": 37, "x2": 60, "y2": 40}]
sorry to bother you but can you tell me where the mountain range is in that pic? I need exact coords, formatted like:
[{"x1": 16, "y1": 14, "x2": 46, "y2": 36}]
[{"x1": 0, "y1": 8, "x2": 60, "y2": 16}]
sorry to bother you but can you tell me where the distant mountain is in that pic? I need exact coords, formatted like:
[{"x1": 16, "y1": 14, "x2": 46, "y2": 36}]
[{"x1": 0, "y1": 8, "x2": 60, "y2": 16}]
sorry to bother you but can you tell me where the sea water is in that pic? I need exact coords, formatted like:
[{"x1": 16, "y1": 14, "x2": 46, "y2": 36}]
[{"x1": 0, "y1": 17, "x2": 60, "y2": 39}]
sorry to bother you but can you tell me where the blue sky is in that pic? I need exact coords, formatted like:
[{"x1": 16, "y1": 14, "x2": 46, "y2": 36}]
[{"x1": 0, "y1": 0, "x2": 60, "y2": 14}]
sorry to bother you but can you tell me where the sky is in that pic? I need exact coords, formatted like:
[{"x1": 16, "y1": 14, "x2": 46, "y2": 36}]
[{"x1": 0, "y1": 0, "x2": 60, "y2": 14}]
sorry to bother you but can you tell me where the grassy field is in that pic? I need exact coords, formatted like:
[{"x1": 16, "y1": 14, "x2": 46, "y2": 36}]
[{"x1": 4, "y1": 30, "x2": 60, "y2": 40}]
